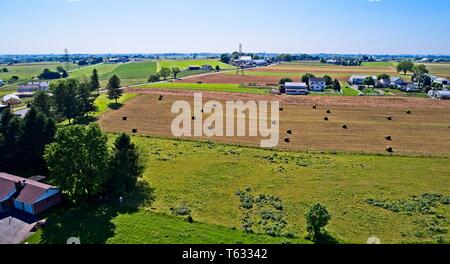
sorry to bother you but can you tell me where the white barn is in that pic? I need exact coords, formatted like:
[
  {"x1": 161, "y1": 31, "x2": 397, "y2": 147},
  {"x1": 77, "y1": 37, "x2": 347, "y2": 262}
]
[{"x1": 285, "y1": 82, "x2": 308, "y2": 95}]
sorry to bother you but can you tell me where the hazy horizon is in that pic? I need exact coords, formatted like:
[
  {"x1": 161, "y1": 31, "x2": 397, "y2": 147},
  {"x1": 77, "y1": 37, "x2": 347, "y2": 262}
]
[{"x1": 1, "y1": 0, "x2": 449, "y2": 55}]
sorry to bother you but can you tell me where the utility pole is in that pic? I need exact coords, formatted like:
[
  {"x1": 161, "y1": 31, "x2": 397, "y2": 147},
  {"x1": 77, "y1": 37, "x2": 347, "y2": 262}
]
[{"x1": 64, "y1": 49, "x2": 70, "y2": 71}]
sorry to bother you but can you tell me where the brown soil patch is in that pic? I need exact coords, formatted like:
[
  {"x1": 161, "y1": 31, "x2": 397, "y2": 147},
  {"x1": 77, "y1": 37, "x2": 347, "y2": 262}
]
[
  {"x1": 101, "y1": 90, "x2": 450, "y2": 156},
  {"x1": 177, "y1": 74, "x2": 282, "y2": 85}
]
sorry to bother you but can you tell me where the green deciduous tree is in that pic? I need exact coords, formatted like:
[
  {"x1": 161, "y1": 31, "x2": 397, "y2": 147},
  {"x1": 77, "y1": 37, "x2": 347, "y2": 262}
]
[
  {"x1": 332, "y1": 79, "x2": 341, "y2": 92},
  {"x1": 324, "y1": 75, "x2": 333, "y2": 86},
  {"x1": 51, "y1": 79, "x2": 82, "y2": 124},
  {"x1": 106, "y1": 134, "x2": 144, "y2": 196},
  {"x1": 377, "y1": 74, "x2": 390, "y2": 80},
  {"x1": 148, "y1": 74, "x2": 160, "y2": 83},
  {"x1": 305, "y1": 203, "x2": 331, "y2": 241},
  {"x1": 44, "y1": 124, "x2": 109, "y2": 203},
  {"x1": 397, "y1": 60, "x2": 414, "y2": 75},
  {"x1": 220, "y1": 54, "x2": 231, "y2": 64},
  {"x1": 171, "y1": 67, "x2": 181, "y2": 79},
  {"x1": 159, "y1": 67, "x2": 171, "y2": 80},
  {"x1": 107, "y1": 75, "x2": 123, "y2": 104},
  {"x1": 301, "y1": 73, "x2": 316, "y2": 84},
  {"x1": 279, "y1": 78, "x2": 293, "y2": 85},
  {"x1": 363, "y1": 76, "x2": 375, "y2": 87}
]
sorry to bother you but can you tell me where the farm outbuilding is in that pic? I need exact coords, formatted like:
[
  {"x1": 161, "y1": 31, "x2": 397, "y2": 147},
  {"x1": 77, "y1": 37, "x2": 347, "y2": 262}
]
[
  {"x1": 435, "y1": 91, "x2": 450, "y2": 100},
  {"x1": 284, "y1": 82, "x2": 308, "y2": 95},
  {"x1": 2, "y1": 94, "x2": 21, "y2": 105},
  {"x1": 0, "y1": 173, "x2": 62, "y2": 215}
]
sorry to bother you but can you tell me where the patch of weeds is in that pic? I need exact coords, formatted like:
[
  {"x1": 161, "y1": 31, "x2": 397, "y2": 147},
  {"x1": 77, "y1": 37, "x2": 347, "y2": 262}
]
[
  {"x1": 170, "y1": 206, "x2": 191, "y2": 216},
  {"x1": 236, "y1": 187, "x2": 294, "y2": 238},
  {"x1": 366, "y1": 193, "x2": 450, "y2": 241}
]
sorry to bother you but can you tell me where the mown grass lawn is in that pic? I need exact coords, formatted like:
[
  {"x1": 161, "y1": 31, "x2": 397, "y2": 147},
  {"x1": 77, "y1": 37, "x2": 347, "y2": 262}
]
[
  {"x1": 26, "y1": 135, "x2": 450, "y2": 244},
  {"x1": 129, "y1": 136, "x2": 450, "y2": 244},
  {"x1": 137, "y1": 83, "x2": 270, "y2": 94},
  {"x1": 94, "y1": 93, "x2": 138, "y2": 117}
]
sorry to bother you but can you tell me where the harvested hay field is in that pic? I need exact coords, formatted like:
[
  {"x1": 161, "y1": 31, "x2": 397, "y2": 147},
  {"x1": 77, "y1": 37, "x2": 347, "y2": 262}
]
[
  {"x1": 100, "y1": 90, "x2": 450, "y2": 156},
  {"x1": 177, "y1": 73, "x2": 283, "y2": 85}
]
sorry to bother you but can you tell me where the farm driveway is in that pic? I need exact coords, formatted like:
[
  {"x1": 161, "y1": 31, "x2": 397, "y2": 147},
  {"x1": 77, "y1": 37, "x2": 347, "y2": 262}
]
[{"x1": 0, "y1": 210, "x2": 39, "y2": 244}]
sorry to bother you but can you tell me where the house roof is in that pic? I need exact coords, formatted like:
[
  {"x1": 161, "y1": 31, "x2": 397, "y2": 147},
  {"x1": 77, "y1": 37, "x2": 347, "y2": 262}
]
[
  {"x1": 0, "y1": 172, "x2": 57, "y2": 204},
  {"x1": 309, "y1": 78, "x2": 326, "y2": 82},
  {"x1": 285, "y1": 82, "x2": 307, "y2": 88},
  {"x1": 2, "y1": 94, "x2": 21, "y2": 103},
  {"x1": 0, "y1": 178, "x2": 16, "y2": 201}
]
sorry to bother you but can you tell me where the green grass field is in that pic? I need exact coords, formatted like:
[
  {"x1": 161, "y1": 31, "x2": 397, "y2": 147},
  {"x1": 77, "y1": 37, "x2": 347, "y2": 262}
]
[
  {"x1": 424, "y1": 63, "x2": 450, "y2": 78},
  {"x1": 69, "y1": 61, "x2": 157, "y2": 87},
  {"x1": 26, "y1": 209, "x2": 307, "y2": 244},
  {"x1": 157, "y1": 59, "x2": 232, "y2": 71},
  {"x1": 0, "y1": 62, "x2": 80, "y2": 89},
  {"x1": 94, "y1": 93, "x2": 138, "y2": 117},
  {"x1": 28, "y1": 136, "x2": 450, "y2": 244},
  {"x1": 137, "y1": 83, "x2": 270, "y2": 94}
]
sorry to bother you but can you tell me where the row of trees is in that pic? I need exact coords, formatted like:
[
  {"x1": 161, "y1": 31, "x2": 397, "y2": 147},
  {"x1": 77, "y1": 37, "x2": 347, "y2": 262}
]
[
  {"x1": 0, "y1": 108, "x2": 56, "y2": 175},
  {"x1": 33, "y1": 69, "x2": 123, "y2": 124},
  {"x1": 44, "y1": 124, "x2": 143, "y2": 203}
]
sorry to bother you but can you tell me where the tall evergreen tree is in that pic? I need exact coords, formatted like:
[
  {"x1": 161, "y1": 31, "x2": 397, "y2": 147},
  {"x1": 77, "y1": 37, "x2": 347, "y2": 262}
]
[
  {"x1": 106, "y1": 134, "x2": 144, "y2": 196},
  {"x1": 107, "y1": 75, "x2": 122, "y2": 104},
  {"x1": 18, "y1": 108, "x2": 57, "y2": 174},
  {"x1": 90, "y1": 68, "x2": 101, "y2": 95},
  {"x1": 32, "y1": 91, "x2": 52, "y2": 117}
]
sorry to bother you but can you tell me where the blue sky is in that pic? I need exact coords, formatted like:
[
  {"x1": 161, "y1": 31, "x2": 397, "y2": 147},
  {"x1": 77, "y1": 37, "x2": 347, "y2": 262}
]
[{"x1": 0, "y1": 0, "x2": 449, "y2": 54}]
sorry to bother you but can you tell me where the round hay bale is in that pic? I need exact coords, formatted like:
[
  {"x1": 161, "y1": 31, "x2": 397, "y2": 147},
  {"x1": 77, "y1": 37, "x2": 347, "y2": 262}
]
[
  {"x1": 287, "y1": 129, "x2": 293, "y2": 134},
  {"x1": 122, "y1": 117, "x2": 128, "y2": 121},
  {"x1": 324, "y1": 117, "x2": 329, "y2": 121},
  {"x1": 326, "y1": 110, "x2": 331, "y2": 114},
  {"x1": 342, "y1": 124, "x2": 348, "y2": 129},
  {"x1": 279, "y1": 107, "x2": 284, "y2": 111},
  {"x1": 132, "y1": 129, "x2": 138, "y2": 133},
  {"x1": 312, "y1": 105, "x2": 317, "y2": 109},
  {"x1": 201, "y1": 109, "x2": 204, "y2": 113},
  {"x1": 192, "y1": 116, "x2": 196, "y2": 121},
  {"x1": 386, "y1": 147, "x2": 394, "y2": 153},
  {"x1": 387, "y1": 116, "x2": 392, "y2": 121},
  {"x1": 385, "y1": 135, "x2": 392, "y2": 141},
  {"x1": 406, "y1": 110, "x2": 411, "y2": 114},
  {"x1": 158, "y1": 95, "x2": 163, "y2": 101},
  {"x1": 284, "y1": 137, "x2": 290, "y2": 143}
]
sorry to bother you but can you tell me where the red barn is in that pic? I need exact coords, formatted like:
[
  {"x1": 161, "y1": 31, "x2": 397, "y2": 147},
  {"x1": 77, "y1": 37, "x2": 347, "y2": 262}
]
[{"x1": 0, "y1": 173, "x2": 62, "y2": 215}]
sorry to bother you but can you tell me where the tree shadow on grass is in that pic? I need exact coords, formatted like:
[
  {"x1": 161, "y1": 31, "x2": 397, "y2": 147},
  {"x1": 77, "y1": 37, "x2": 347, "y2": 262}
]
[
  {"x1": 313, "y1": 231, "x2": 339, "y2": 245},
  {"x1": 37, "y1": 181, "x2": 155, "y2": 244},
  {"x1": 108, "y1": 102, "x2": 124, "y2": 110}
]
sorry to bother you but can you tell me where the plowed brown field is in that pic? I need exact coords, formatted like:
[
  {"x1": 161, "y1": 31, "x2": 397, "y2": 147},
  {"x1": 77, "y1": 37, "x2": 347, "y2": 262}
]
[{"x1": 99, "y1": 90, "x2": 450, "y2": 156}]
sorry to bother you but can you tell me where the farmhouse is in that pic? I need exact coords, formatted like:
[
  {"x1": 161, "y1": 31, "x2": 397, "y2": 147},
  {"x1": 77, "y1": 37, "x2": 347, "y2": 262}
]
[
  {"x1": 17, "y1": 82, "x2": 49, "y2": 94},
  {"x1": 376, "y1": 78, "x2": 391, "y2": 88},
  {"x1": 201, "y1": 65, "x2": 213, "y2": 71},
  {"x1": 284, "y1": 82, "x2": 308, "y2": 95},
  {"x1": 0, "y1": 173, "x2": 62, "y2": 215},
  {"x1": 390, "y1": 77, "x2": 407, "y2": 88},
  {"x1": 349, "y1": 75, "x2": 376, "y2": 85},
  {"x1": 309, "y1": 78, "x2": 326, "y2": 92}
]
